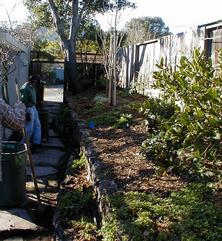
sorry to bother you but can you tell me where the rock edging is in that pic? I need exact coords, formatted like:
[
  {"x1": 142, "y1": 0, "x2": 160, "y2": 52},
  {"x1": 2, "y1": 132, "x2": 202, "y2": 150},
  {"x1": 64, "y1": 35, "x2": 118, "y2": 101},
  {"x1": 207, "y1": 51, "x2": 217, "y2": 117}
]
[{"x1": 53, "y1": 106, "x2": 119, "y2": 240}]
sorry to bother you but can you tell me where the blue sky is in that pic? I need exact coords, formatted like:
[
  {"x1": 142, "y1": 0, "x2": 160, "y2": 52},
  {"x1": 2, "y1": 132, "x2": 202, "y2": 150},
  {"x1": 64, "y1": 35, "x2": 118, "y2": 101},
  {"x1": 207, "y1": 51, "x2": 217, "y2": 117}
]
[{"x1": 0, "y1": 0, "x2": 221, "y2": 33}]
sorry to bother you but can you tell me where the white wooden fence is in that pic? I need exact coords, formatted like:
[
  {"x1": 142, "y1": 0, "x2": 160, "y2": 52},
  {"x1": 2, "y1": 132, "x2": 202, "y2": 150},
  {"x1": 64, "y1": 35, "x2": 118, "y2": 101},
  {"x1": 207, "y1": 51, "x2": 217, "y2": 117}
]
[{"x1": 118, "y1": 21, "x2": 222, "y2": 96}]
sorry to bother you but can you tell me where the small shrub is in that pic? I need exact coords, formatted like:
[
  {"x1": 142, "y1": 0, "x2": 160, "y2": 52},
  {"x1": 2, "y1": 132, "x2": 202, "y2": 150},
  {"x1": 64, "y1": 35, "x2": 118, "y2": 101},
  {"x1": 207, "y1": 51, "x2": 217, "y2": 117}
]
[
  {"x1": 95, "y1": 77, "x2": 107, "y2": 90},
  {"x1": 115, "y1": 113, "x2": 133, "y2": 129},
  {"x1": 71, "y1": 154, "x2": 86, "y2": 170}
]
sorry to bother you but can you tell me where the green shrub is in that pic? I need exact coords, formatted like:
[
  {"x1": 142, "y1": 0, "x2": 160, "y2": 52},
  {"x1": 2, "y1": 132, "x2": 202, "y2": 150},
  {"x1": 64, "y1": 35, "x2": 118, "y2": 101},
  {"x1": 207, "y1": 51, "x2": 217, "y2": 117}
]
[
  {"x1": 142, "y1": 48, "x2": 222, "y2": 178},
  {"x1": 115, "y1": 113, "x2": 133, "y2": 128},
  {"x1": 96, "y1": 77, "x2": 107, "y2": 89},
  {"x1": 71, "y1": 154, "x2": 86, "y2": 170}
]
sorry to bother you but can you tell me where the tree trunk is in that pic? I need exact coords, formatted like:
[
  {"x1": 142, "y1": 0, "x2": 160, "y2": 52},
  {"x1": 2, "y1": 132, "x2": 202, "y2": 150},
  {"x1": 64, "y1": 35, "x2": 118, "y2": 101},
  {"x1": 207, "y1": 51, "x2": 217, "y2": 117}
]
[
  {"x1": 64, "y1": 39, "x2": 81, "y2": 94},
  {"x1": 48, "y1": 0, "x2": 81, "y2": 94}
]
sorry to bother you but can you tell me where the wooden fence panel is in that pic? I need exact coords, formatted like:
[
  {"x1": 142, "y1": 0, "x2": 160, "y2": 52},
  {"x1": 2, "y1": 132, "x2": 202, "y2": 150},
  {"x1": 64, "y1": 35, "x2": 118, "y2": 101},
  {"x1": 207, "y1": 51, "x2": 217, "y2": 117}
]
[{"x1": 118, "y1": 28, "x2": 206, "y2": 96}]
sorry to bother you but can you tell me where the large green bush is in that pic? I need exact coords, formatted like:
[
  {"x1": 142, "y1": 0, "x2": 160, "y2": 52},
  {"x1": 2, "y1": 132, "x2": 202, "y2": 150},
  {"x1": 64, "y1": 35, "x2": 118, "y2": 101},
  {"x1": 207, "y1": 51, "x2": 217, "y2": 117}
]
[{"x1": 142, "y1": 48, "x2": 222, "y2": 178}]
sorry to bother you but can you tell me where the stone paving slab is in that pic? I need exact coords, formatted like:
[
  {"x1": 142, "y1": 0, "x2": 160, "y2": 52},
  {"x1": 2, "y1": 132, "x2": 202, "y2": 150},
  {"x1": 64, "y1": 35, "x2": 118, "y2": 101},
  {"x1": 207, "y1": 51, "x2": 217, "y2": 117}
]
[
  {"x1": 7, "y1": 209, "x2": 32, "y2": 222},
  {"x1": 31, "y1": 148, "x2": 64, "y2": 167},
  {"x1": 0, "y1": 210, "x2": 39, "y2": 233},
  {"x1": 48, "y1": 129, "x2": 58, "y2": 137},
  {"x1": 26, "y1": 166, "x2": 58, "y2": 178},
  {"x1": 26, "y1": 182, "x2": 46, "y2": 192},
  {"x1": 41, "y1": 137, "x2": 64, "y2": 149}
]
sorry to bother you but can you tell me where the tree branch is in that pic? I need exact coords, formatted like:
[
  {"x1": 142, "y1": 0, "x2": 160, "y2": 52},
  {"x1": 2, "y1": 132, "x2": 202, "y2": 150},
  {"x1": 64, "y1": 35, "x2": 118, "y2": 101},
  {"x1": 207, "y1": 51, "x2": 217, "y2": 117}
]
[{"x1": 48, "y1": 0, "x2": 67, "y2": 43}]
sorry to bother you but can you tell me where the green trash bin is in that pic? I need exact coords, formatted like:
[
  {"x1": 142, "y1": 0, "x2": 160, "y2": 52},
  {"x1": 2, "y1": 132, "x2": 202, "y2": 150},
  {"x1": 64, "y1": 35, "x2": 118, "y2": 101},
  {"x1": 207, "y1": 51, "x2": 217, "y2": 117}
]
[{"x1": 0, "y1": 141, "x2": 27, "y2": 207}]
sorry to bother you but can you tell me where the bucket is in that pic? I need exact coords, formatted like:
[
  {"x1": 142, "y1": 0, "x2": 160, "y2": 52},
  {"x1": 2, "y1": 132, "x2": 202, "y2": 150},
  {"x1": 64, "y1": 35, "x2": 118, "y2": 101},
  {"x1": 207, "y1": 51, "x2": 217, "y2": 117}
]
[{"x1": 0, "y1": 141, "x2": 27, "y2": 207}]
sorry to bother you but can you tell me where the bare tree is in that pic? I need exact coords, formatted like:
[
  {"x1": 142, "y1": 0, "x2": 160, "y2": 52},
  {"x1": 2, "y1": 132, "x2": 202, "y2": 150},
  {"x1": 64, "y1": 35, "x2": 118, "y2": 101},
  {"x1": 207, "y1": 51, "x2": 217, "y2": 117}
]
[{"x1": 98, "y1": 4, "x2": 131, "y2": 106}]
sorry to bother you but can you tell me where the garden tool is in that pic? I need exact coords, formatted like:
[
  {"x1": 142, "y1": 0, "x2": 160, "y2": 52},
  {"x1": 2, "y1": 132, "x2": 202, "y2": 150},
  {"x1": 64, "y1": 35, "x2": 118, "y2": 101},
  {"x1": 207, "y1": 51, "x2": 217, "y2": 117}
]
[{"x1": 15, "y1": 78, "x2": 42, "y2": 205}]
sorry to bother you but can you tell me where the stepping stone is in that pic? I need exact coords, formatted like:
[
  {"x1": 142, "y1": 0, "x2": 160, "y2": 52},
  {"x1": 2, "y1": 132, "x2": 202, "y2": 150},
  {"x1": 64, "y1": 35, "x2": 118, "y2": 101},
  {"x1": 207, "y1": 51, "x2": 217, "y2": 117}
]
[
  {"x1": 26, "y1": 182, "x2": 46, "y2": 192},
  {"x1": 0, "y1": 210, "x2": 39, "y2": 234},
  {"x1": 41, "y1": 137, "x2": 64, "y2": 149},
  {"x1": 48, "y1": 129, "x2": 58, "y2": 137},
  {"x1": 26, "y1": 166, "x2": 57, "y2": 178},
  {"x1": 8, "y1": 209, "x2": 32, "y2": 222},
  {"x1": 31, "y1": 149, "x2": 64, "y2": 167}
]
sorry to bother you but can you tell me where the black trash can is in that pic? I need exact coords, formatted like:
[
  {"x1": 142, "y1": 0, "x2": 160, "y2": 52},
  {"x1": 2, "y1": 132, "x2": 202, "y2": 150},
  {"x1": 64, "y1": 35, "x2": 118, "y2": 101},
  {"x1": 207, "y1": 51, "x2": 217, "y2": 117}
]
[{"x1": 0, "y1": 141, "x2": 27, "y2": 207}]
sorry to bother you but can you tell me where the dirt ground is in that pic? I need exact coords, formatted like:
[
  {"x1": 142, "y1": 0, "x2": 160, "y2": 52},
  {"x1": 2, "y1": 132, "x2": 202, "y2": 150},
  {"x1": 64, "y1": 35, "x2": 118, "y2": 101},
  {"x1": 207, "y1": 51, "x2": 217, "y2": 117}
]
[{"x1": 68, "y1": 88, "x2": 187, "y2": 196}]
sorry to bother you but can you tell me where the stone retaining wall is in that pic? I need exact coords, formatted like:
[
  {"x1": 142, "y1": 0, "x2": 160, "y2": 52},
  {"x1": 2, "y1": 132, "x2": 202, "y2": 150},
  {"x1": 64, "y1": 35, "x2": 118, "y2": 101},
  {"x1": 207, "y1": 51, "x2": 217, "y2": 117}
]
[
  {"x1": 53, "y1": 106, "x2": 119, "y2": 239},
  {"x1": 70, "y1": 110, "x2": 118, "y2": 222}
]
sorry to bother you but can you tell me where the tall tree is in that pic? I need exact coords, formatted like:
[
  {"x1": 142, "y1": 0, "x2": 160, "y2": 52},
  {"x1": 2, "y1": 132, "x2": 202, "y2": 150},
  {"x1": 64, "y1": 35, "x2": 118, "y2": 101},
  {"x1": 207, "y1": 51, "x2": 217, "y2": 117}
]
[
  {"x1": 24, "y1": 0, "x2": 134, "y2": 94},
  {"x1": 125, "y1": 17, "x2": 170, "y2": 45}
]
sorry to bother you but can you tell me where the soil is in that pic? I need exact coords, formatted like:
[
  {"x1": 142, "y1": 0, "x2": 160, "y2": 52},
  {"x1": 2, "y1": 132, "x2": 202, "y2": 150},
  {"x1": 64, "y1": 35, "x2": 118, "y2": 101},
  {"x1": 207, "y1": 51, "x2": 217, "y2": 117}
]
[{"x1": 68, "y1": 88, "x2": 187, "y2": 196}]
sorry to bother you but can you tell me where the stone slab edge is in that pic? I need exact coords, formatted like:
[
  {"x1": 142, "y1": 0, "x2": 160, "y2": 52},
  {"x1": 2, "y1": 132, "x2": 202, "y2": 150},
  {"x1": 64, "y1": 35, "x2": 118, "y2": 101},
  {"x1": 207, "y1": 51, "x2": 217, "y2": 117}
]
[{"x1": 53, "y1": 105, "x2": 119, "y2": 240}]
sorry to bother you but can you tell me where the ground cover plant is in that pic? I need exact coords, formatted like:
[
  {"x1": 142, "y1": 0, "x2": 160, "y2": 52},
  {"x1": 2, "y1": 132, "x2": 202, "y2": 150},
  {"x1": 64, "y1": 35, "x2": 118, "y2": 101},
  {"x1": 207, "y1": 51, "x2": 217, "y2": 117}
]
[
  {"x1": 67, "y1": 48, "x2": 222, "y2": 240},
  {"x1": 57, "y1": 154, "x2": 101, "y2": 240}
]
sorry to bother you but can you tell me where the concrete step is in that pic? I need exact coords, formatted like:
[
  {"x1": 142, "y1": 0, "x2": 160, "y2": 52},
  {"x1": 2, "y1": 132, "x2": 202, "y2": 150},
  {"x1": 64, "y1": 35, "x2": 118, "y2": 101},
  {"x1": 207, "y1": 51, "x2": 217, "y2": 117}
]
[
  {"x1": 26, "y1": 166, "x2": 58, "y2": 178},
  {"x1": 41, "y1": 137, "x2": 64, "y2": 149},
  {"x1": 31, "y1": 148, "x2": 65, "y2": 167},
  {"x1": 0, "y1": 210, "x2": 40, "y2": 236}
]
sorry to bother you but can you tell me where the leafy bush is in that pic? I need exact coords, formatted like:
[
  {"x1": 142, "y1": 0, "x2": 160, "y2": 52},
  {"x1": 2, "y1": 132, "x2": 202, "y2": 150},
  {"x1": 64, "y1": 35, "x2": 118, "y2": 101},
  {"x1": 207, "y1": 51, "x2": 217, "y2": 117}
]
[
  {"x1": 95, "y1": 77, "x2": 107, "y2": 90},
  {"x1": 71, "y1": 154, "x2": 86, "y2": 170},
  {"x1": 90, "y1": 110, "x2": 120, "y2": 126},
  {"x1": 59, "y1": 188, "x2": 94, "y2": 218},
  {"x1": 140, "y1": 97, "x2": 178, "y2": 133},
  {"x1": 115, "y1": 113, "x2": 133, "y2": 128},
  {"x1": 142, "y1": 48, "x2": 222, "y2": 178}
]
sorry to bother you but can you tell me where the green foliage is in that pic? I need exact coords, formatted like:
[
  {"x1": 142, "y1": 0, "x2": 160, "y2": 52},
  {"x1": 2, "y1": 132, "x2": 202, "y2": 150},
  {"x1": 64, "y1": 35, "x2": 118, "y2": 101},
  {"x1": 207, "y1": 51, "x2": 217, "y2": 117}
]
[
  {"x1": 68, "y1": 218, "x2": 99, "y2": 239},
  {"x1": 84, "y1": 102, "x2": 107, "y2": 116},
  {"x1": 33, "y1": 39, "x2": 64, "y2": 59},
  {"x1": 115, "y1": 113, "x2": 133, "y2": 128},
  {"x1": 124, "y1": 16, "x2": 169, "y2": 45},
  {"x1": 71, "y1": 155, "x2": 86, "y2": 170},
  {"x1": 95, "y1": 77, "x2": 107, "y2": 90},
  {"x1": 142, "y1": 48, "x2": 222, "y2": 178},
  {"x1": 59, "y1": 188, "x2": 93, "y2": 215},
  {"x1": 58, "y1": 106, "x2": 70, "y2": 121},
  {"x1": 140, "y1": 97, "x2": 177, "y2": 133},
  {"x1": 80, "y1": 95, "x2": 121, "y2": 126},
  {"x1": 92, "y1": 110, "x2": 120, "y2": 126},
  {"x1": 100, "y1": 215, "x2": 120, "y2": 241},
  {"x1": 101, "y1": 184, "x2": 222, "y2": 240}
]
